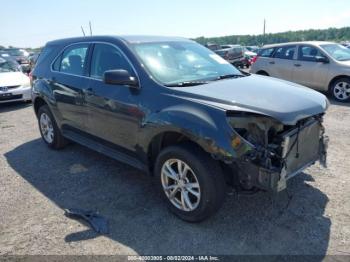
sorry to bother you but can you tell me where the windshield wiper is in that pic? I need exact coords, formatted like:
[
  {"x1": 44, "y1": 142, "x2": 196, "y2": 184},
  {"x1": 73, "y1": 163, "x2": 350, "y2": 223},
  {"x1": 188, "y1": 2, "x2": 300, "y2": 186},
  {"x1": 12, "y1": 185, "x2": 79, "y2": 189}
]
[
  {"x1": 215, "y1": 74, "x2": 245, "y2": 80},
  {"x1": 165, "y1": 81, "x2": 209, "y2": 87}
]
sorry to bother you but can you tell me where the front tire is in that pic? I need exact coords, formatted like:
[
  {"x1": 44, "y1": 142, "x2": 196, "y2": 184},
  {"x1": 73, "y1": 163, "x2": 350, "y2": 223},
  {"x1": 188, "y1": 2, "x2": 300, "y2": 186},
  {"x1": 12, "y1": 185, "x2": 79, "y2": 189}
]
[
  {"x1": 37, "y1": 105, "x2": 67, "y2": 149},
  {"x1": 154, "y1": 144, "x2": 226, "y2": 222},
  {"x1": 330, "y1": 78, "x2": 350, "y2": 102}
]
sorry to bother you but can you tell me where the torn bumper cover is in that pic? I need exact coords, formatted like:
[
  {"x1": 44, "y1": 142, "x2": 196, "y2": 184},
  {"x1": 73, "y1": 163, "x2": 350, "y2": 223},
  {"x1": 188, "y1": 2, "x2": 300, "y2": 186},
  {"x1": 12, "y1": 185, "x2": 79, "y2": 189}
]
[{"x1": 233, "y1": 116, "x2": 328, "y2": 192}]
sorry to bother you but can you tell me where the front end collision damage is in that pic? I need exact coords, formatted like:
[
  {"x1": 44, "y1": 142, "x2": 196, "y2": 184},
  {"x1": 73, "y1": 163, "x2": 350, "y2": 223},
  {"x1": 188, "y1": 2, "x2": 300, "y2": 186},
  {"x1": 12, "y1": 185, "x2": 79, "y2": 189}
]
[
  {"x1": 225, "y1": 111, "x2": 328, "y2": 192},
  {"x1": 141, "y1": 101, "x2": 328, "y2": 193}
]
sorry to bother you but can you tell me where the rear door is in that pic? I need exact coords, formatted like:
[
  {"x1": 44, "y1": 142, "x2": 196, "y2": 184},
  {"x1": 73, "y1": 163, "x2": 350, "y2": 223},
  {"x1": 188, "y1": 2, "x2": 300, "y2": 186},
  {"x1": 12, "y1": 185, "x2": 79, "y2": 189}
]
[
  {"x1": 268, "y1": 45, "x2": 297, "y2": 81},
  {"x1": 50, "y1": 43, "x2": 91, "y2": 131},
  {"x1": 251, "y1": 47, "x2": 275, "y2": 73},
  {"x1": 292, "y1": 45, "x2": 330, "y2": 89}
]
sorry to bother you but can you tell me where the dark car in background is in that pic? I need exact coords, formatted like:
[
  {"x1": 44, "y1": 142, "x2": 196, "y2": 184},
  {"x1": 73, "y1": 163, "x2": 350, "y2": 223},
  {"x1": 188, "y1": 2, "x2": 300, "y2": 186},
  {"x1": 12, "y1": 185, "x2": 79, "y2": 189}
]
[
  {"x1": 214, "y1": 44, "x2": 245, "y2": 67},
  {"x1": 245, "y1": 46, "x2": 259, "y2": 53},
  {"x1": 4, "y1": 48, "x2": 30, "y2": 73},
  {"x1": 32, "y1": 36, "x2": 328, "y2": 222}
]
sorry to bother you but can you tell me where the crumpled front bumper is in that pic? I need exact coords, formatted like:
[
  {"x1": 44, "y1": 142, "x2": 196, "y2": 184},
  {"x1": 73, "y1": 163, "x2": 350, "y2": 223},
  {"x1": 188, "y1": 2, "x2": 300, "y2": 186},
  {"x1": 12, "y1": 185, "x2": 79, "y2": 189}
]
[{"x1": 236, "y1": 118, "x2": 328, "y2": 192}]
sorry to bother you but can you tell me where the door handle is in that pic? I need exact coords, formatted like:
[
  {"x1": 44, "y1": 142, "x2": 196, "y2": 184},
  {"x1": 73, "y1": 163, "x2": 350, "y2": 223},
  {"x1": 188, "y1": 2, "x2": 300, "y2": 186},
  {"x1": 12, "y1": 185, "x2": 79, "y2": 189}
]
[
  {"x1": 294, "y1": 64, "x2": 301, "y2": 67},
  {"x1": 269, "y1": 61, "x2": 275, "y2": 64},
  {"x1": 84, "y1": 88, "x2": 94, "y2": 96}
]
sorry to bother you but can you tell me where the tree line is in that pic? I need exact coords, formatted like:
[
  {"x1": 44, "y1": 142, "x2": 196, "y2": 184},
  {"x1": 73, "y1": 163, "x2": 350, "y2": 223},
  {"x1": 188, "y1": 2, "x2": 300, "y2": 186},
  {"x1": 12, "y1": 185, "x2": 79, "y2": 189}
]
[{"x1": 194, "y1": 27, "x2": 350, "y2": 46}]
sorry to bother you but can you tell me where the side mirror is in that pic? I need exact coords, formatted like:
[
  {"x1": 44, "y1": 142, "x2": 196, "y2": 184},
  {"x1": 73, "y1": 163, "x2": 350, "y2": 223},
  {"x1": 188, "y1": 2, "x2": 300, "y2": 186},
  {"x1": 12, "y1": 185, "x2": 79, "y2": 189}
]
[
  {"x1": 103, "y1": 69, "x2": 139, "y2": 88},
  {"x1": 315, "y1": 56, "x2": 329, "y2": 63}
]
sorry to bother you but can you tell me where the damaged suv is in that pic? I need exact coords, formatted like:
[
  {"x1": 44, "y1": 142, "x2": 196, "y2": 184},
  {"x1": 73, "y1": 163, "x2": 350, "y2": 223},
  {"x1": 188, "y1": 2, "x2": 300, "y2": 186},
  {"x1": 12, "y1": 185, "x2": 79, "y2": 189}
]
[{"x1": 32, "y1": 36, "x2": 328, "y2": 222}]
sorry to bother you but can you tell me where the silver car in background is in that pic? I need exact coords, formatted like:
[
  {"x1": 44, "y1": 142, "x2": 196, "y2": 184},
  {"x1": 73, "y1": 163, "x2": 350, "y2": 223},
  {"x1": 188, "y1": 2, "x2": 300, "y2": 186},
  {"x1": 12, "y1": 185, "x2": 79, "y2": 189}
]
[{"x1": 250, "y1": 41, "x2": 350, "y2": 102}]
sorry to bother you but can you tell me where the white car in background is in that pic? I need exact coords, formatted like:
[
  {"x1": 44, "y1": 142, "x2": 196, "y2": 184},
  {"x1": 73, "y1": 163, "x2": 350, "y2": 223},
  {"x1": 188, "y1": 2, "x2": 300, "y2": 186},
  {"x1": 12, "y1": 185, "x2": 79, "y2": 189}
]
[{"x1": 0, "y1": 57, "x2": 31, "y2": 103}]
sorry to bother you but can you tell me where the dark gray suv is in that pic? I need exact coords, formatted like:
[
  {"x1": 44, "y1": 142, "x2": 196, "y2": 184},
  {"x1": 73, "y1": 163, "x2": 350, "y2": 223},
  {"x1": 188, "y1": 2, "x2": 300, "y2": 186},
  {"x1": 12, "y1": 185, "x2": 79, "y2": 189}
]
[{"x1": 32, "y1": 36, "x2": 328, "y2": 222}]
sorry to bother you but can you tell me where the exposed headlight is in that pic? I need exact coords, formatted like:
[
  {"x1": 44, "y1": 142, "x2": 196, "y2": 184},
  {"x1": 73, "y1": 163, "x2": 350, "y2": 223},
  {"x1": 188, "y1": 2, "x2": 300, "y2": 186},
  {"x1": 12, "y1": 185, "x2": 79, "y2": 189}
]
[{"x1": 227, "y1": 113, "x2": 283, "y2": 147}]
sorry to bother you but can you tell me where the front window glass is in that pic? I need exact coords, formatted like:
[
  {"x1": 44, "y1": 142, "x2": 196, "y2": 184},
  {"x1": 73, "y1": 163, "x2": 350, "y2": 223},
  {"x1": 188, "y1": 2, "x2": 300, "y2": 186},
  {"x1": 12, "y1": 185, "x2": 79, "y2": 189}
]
[
  {"x1": 132, "y1": 41, "x2": 242, "y2": 86},
  {"x1": 321, "y1": 44, "x2": 350, "y2": 61},
  {"x1": 90, "y1": 44, "x2": 133, "y2": 79},
  {"x1": 298, "y1": 46, "x2": 325, "y2": 62}
]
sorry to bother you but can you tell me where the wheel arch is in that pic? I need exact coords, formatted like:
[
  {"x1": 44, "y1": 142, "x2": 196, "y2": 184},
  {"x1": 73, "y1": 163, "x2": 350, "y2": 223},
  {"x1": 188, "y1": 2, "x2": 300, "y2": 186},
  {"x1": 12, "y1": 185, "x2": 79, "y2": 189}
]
[
  {"x1": 256, "y1": 70, "x2": 269, "y2": 76},
  {"x1": 328, "y1": 75, "x2": 350, "y2": 91},
  {"x1": 147, "y1": 131, "x2": 204, "y2": 173},
  {"x1": 141, "y1": 105, "x2": 238, "y2": 173},
  {"x1": 33, "y1": 96, "x2": 48, "y2": 116}
]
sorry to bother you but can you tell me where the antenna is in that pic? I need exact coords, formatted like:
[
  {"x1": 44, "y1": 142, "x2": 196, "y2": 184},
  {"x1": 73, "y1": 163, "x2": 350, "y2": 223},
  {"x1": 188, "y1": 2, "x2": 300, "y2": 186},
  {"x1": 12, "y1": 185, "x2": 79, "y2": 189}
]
[
  {"x1": 89, "y1": 21, "x2": 93, "y2": 36},
  {"x1": 81, "y1": 26, "x2": 86, "y2": 36}
]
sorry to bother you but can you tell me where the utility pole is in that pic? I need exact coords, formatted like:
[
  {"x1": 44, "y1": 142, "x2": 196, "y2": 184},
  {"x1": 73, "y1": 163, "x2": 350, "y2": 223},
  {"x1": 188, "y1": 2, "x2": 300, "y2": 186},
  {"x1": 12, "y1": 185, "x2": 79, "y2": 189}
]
[
  {"x1": 263, "y1": 19, "x2": 266, "y2": 45},
  {"x1": 89, "y1": 21, "x2": 93, "y2": 36},
  {"x1": 81, "y1": 26, "x2": 86, "y2": 36}
]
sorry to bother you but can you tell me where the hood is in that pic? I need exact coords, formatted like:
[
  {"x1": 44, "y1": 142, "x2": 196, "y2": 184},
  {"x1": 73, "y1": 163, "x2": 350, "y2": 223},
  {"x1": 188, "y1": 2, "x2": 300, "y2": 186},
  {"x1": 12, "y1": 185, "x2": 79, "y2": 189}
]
[
  {"x1": 337, "y1": 60, "x2": 350, "y2": 67},
  {"x1": 0, "y1": 72, "x2": 30, "y2": 87},
  {"x1": 174, "y1": 75, "x2": 328, "y2": 125}
]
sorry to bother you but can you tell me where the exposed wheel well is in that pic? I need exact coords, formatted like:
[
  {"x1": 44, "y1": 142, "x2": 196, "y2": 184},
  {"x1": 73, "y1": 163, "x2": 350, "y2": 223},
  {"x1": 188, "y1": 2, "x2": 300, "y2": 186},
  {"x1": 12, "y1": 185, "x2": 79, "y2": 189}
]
[
  {"x1": 256, "y1": 70, "x2": 269, "y2": 76},
  {"x1": 147, "y1": 131, "x2": 236, "y2": 187},
  {"x1": 33, "y1": 97, "x2": 47, "y2": 115},
  {"x1": 328, "y1": 75, "x2": 350, "y2": 91},
  {"x1": 147, "y1": 132, "x2": 201, "y2": 173}
]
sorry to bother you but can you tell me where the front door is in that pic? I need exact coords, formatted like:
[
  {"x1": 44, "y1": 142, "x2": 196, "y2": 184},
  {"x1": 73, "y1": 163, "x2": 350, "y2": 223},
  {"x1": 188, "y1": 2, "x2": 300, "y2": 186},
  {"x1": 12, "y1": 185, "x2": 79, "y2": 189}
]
[
  {"x1": 292, "y1": 45, "x2": 330, "y2": 90},
  {"x1": 85, "y1": 43, "x2": 143, "y2": 152}
]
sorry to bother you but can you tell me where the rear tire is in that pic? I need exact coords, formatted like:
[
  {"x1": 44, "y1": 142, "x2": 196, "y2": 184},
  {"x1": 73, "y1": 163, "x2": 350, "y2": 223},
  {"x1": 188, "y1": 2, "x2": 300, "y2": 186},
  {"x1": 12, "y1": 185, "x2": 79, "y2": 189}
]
[
  {"x1": 154, "y1": 144, "x2": 226, "y2": 222},
  {"x1": 37, "y1": 105, "x2": 67, "y2": 149},
  {"x1": 330, "y1": 78, "x2": 350, "y2": 102}
]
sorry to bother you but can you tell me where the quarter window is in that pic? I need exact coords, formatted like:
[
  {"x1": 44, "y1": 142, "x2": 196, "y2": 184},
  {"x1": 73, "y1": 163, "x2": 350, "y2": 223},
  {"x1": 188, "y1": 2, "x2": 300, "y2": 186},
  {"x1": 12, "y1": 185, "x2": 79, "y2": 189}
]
[
  {"x1": 274, "y1": 46, "x2": 296, "y2": 60},
  {"x1": 259, "y1": 48, "x2": 275, "y2": 57},
  {"x1": 90, "y1": 44, "x2": 133, "y2": 79},
  {"x1": 58, "y1": 44, "x2": 89, "y2": 76}
]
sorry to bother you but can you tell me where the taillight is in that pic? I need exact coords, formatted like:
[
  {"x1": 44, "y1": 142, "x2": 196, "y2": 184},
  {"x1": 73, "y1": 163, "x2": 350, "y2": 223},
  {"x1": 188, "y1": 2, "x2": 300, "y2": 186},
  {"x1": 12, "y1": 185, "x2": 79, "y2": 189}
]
[
  {"x1": 251, "y1": 56, "x2": 258, "y2": 64},
  {"x1": 29, "y1": 71, "x2": 33, "y2": 86}
]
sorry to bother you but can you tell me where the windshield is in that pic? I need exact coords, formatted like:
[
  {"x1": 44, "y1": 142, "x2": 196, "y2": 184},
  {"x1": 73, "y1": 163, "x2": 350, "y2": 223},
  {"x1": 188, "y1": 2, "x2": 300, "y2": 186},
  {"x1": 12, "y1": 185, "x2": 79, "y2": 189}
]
[
  {"x1": 0, "y1": 59, "x2": 20, "y2": 73},
  {"x1": 6, "y1": 49, "x2": 28, "y2": 57},
  {"x1": 320, "y1": 44, "x2": 350, "y2": 61},
  {"x1": 132, "y1": 41, "x2": 243, "y2": 86}
]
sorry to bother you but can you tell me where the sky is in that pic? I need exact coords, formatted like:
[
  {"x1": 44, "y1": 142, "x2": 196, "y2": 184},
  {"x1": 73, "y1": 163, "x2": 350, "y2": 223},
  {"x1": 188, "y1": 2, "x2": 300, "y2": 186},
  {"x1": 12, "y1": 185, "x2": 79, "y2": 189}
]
[{"x1": 1, "y1": 0, "x2": 350, "y2": 48}]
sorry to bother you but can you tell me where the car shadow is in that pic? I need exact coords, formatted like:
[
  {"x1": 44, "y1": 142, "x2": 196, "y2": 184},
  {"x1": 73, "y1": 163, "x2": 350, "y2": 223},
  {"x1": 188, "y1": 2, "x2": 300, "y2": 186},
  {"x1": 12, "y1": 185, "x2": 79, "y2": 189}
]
[
  {"x1": 328, "y1": 98, "x2": 350, "y2": 107},
  {"x1": 0, "y1": 101, "x2": 32, "y2": 113},
  {"x1": 5, "y1": 139, "x2": 331, "y2": 256}
]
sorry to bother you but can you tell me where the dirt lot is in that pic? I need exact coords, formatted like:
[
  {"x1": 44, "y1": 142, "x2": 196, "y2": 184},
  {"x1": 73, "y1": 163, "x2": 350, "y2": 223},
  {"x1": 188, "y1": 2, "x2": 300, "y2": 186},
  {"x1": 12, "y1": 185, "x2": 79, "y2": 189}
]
[{"x1": 0, "y1": 100, "x2": 349, "y2": 256}]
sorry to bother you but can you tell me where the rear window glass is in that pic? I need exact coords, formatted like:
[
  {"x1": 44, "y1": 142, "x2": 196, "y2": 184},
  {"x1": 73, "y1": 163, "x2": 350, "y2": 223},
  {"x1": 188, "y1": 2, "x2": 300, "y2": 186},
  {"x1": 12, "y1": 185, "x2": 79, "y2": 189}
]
[
  {"x1": 53, "y1": 44, "x2": 89, "y2": 76},
  {"x1": 274, "y1": 45, "x2": 296, "y2": 60}
]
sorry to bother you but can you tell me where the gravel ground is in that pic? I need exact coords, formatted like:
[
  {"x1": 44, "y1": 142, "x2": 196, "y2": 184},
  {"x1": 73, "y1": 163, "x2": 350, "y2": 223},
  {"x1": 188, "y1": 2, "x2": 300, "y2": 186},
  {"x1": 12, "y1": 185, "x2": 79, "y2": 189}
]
[{"x1": 0, "y1": 100, "x2": 349, "y2": 256}]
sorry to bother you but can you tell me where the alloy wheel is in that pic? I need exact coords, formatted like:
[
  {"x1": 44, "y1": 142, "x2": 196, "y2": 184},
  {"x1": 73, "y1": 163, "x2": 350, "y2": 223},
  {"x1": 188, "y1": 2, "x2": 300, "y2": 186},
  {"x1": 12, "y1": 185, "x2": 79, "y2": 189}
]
[
  {"x1": 334, "y1": 81, "x2": 350, "y2": 100},
  {"x1": 40, "y1": 113, "x2": 54, "y2": 143},
  {"x1": 161, "y1": 159, "x2": 201, "y2": 212}
]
